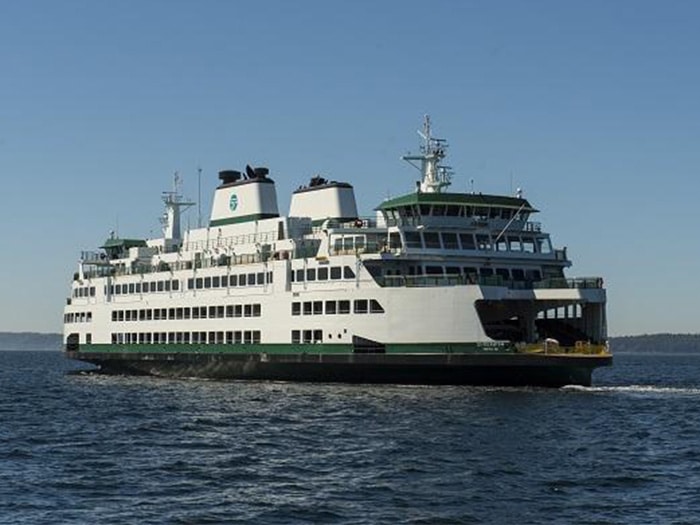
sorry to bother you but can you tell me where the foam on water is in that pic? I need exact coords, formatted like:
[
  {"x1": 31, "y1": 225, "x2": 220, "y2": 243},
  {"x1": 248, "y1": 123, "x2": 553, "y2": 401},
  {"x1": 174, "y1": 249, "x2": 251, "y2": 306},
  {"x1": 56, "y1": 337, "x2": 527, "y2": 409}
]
[{"x1": 562, "y1": 384, "x2": 700, "y2": 395}]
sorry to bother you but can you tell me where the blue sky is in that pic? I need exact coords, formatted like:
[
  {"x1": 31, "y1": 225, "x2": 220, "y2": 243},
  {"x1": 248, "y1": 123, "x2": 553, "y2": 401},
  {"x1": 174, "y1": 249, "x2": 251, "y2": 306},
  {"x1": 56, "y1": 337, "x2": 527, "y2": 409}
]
[{"x1": 1, "y1": 0, "x2": 699, "y2": 335}]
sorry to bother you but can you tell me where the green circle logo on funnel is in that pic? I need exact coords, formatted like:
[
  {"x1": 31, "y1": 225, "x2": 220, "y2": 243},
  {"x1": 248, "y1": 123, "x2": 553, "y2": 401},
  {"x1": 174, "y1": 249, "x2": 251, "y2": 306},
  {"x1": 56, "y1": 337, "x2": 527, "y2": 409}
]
[{"x1": 229, "y1": 194, "x2": 238, "y2": 211}]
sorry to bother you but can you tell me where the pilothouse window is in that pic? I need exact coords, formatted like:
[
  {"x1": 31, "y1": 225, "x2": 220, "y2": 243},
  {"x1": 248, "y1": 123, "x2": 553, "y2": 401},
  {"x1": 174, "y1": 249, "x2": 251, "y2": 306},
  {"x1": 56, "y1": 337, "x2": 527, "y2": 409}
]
[
  {"x1": 446, "y1": 205, "x2": 460, "y2": 216},
  {"x1": 423, "y1": 232, "x2": 441, "y2": 249},
  {"x1": 404, "y1": 232, "x2": 422, "y2": 249},
  {"x1": 522, "y1": 237, "x2": 536, "y2": 254},
  {"x1": 441, "y1": 232, "x2": 459, "y2": 249},
  {"x1": 508, "y1": 236, "x2": 522, "y2": 251},
  {"x1": 459, "y1": 234, "x2": 475, "y2": 250},
  {"x1": 476, "y1": 235, "x2": 492, "y2": 251}
]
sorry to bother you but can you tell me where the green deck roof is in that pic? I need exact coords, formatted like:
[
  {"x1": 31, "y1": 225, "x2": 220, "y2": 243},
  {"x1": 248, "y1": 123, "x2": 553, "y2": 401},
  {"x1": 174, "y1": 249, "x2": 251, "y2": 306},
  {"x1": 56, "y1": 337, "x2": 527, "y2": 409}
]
[
  {"x1": 376, "y1": 192, "x2": 537, "y2": 212},
  {"x1": 100, "y1": 238, "x2": 148, "y2": 250}
]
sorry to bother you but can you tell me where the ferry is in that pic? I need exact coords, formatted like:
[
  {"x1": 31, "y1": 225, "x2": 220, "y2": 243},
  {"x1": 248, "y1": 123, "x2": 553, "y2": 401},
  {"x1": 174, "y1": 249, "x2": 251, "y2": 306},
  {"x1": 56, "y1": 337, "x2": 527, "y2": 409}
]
[{"x1": 63, "y1": 117, "x2": 611, "y2": 386}]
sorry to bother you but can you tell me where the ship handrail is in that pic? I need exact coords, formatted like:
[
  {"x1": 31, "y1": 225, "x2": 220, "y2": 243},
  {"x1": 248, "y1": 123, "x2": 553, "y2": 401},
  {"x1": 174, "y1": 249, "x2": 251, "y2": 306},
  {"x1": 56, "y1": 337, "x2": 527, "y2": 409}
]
[
  {"x1": 533, "y1": 277, "x2": 604, "y2": 290},
  {"x1": 376, "y1": 275, "x2": 604, "y2": 289},
  {"x1": 180, "y1": 228, "x2": 281, "y2": 253}
]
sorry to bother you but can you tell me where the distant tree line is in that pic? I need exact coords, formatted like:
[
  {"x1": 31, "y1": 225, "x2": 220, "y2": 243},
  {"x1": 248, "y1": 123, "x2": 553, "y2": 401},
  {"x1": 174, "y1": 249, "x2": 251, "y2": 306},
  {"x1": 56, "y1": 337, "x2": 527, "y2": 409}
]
[
  {"x1": 611, "y1": 334, "x2": 700, "y2": 353},
  {"x1": 0, "y1": 332, "x2": 62, "y2": 351}
]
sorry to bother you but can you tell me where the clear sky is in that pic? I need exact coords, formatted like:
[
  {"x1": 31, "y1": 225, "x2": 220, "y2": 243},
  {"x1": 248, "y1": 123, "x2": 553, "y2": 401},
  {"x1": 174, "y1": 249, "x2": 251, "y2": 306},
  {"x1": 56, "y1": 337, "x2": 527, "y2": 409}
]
[{"x1": 1, "y1": 0, "x2": 699, "y2": 336}]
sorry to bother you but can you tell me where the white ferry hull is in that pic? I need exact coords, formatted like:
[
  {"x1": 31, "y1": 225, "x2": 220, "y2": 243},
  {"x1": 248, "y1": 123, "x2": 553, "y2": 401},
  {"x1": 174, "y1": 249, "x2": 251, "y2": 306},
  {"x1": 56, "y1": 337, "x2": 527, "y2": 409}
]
[{"x1": 62, "y1": 118, "x2": 611, "y2": 388}]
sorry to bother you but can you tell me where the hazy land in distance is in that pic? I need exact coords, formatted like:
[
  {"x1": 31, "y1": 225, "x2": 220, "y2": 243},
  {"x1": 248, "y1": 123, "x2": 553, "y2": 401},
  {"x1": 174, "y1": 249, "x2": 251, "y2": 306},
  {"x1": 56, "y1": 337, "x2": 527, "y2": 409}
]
[{"x1": 1, "y1": 333, "x2": 700, "y2": 354}]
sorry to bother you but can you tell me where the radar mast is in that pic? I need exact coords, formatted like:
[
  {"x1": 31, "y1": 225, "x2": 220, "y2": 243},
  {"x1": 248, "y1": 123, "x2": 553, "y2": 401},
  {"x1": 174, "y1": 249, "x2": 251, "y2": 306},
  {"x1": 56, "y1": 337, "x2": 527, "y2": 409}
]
[
  {"x1": 402, "y1": 115, "x2": 453, "y2": 193},
  {"x1": 160, "y1": 172, "x2": 195, "y2": 242}
]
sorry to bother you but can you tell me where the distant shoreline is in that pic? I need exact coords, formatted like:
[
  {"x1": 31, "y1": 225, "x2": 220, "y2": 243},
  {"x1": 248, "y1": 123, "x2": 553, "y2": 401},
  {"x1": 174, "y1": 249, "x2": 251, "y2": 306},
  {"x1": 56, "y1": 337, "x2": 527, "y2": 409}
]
[
  {"x1": 0, "y1": 332, "x2": 62, "y2": 351},
  {"x1": 1, "y1": 332, "x2": 699, "y2": 353},
  {"x1": 608, "y1": 334, "x2": 700, "y2": 353}
]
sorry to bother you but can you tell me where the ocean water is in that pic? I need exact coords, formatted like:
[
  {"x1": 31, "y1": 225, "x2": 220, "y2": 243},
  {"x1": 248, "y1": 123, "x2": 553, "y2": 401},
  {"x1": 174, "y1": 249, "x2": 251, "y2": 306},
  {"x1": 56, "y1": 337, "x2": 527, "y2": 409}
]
[{"x1": 1, "y1": 351, "x2": 700, "y2": 524}]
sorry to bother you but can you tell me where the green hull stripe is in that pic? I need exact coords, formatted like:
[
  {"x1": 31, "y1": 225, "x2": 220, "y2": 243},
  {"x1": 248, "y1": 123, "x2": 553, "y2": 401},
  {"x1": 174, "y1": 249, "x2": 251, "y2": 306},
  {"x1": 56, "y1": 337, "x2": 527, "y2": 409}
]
[
  {"x1": 209, "y1": 213, "x2": 279, "y2": 227},
  {"x1": 75, "y1": 342, "x2": 515, "y2": 355}
]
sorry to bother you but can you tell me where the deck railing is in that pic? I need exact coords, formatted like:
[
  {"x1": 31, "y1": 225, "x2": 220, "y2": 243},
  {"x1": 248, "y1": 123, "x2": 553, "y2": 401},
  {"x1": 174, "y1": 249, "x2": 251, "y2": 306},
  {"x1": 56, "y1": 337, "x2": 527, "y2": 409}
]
[
  {"x1": 533, "y1": 277, "x2": 604, "y2": 290},
  {"x1": 378, "y1": 275, "x2": 604, "y2": 290}
]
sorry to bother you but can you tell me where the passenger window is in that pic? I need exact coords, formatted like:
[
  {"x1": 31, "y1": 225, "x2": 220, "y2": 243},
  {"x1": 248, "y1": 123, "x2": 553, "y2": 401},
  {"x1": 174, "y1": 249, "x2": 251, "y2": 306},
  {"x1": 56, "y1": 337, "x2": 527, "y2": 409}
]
[
  {"x1": 370, "y1": 300, "x2": 385, "y2": 314},
  {"x1": 354, "y1": 299, "x2": 368, "y2": 314}
]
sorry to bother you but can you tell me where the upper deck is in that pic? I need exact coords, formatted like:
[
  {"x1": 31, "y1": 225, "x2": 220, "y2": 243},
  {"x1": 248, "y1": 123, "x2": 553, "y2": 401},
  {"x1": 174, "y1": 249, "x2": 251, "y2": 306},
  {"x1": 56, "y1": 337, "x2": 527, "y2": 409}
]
[{"x1": 70, "y1": 116, "x2": 594, "y2": 298}]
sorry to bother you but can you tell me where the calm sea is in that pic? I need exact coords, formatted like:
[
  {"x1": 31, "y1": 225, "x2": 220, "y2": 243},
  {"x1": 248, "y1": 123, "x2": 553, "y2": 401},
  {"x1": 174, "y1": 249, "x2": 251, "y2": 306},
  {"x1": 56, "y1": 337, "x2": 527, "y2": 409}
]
[{"x1": 1, "y1": 350, "x2": 699, "y2": 525}]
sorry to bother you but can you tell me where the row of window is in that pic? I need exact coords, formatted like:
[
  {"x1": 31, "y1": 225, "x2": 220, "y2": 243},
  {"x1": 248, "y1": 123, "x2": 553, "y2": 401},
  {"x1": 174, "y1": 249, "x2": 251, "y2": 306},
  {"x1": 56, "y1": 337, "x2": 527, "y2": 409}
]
[
  {"x1": 73, "y1": 286, "x2": 96, "y2": 298},
  {"x1": 80, "y1": 271, "x2": 274, "y2": 299},
  {"x1": 387, "y1": 203, "x2": 524, "y2": 220},
  {"x1": 112, "y1": 330, "x2": 262, "y2": 345},
  {"x1": 110, "y1": 279, "x2": 180, "y2": 296},
  {"x1": 332, "y1": 234, "x2": 396, "y2": 253},
  {"x1": 292, "y1": 299, "x2": 385, "y2": 316},
  {"x1": 402, "y1": 265, "x2": 543, "y2": 281},
  {"x1": 187, "y1": 271, "x2": 272, "y2": 290},
  {"x1": 403, "y1": 231, "x2": 551, "y2": 254},
  {"x1": 64, "y1": 312, "x2": 93, "y2": 323},
  {"x1": 290, "y1": 265, "x2": 356, "y2": 283},
  {"x1": 292, "y1": 329, "x2": 324, "y2": 344},
  {"x1": 111, "y1": 303, "x2": 262, "y2": 322}
]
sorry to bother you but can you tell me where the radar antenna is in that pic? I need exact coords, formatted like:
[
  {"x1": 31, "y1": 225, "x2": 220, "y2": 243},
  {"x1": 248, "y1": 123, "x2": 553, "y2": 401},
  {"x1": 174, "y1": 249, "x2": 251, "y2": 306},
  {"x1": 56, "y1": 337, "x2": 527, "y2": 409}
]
[{"x1": 402, "y1": 115, "x2": 453, "y2": 193}]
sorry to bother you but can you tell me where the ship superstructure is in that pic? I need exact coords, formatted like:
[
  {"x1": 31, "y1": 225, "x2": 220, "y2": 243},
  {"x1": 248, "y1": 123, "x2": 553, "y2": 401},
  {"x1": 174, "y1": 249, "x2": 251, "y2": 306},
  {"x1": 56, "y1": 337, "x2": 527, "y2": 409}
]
[{"x1": 64, "y1": 117, "x2": 610, "y2": 386}]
